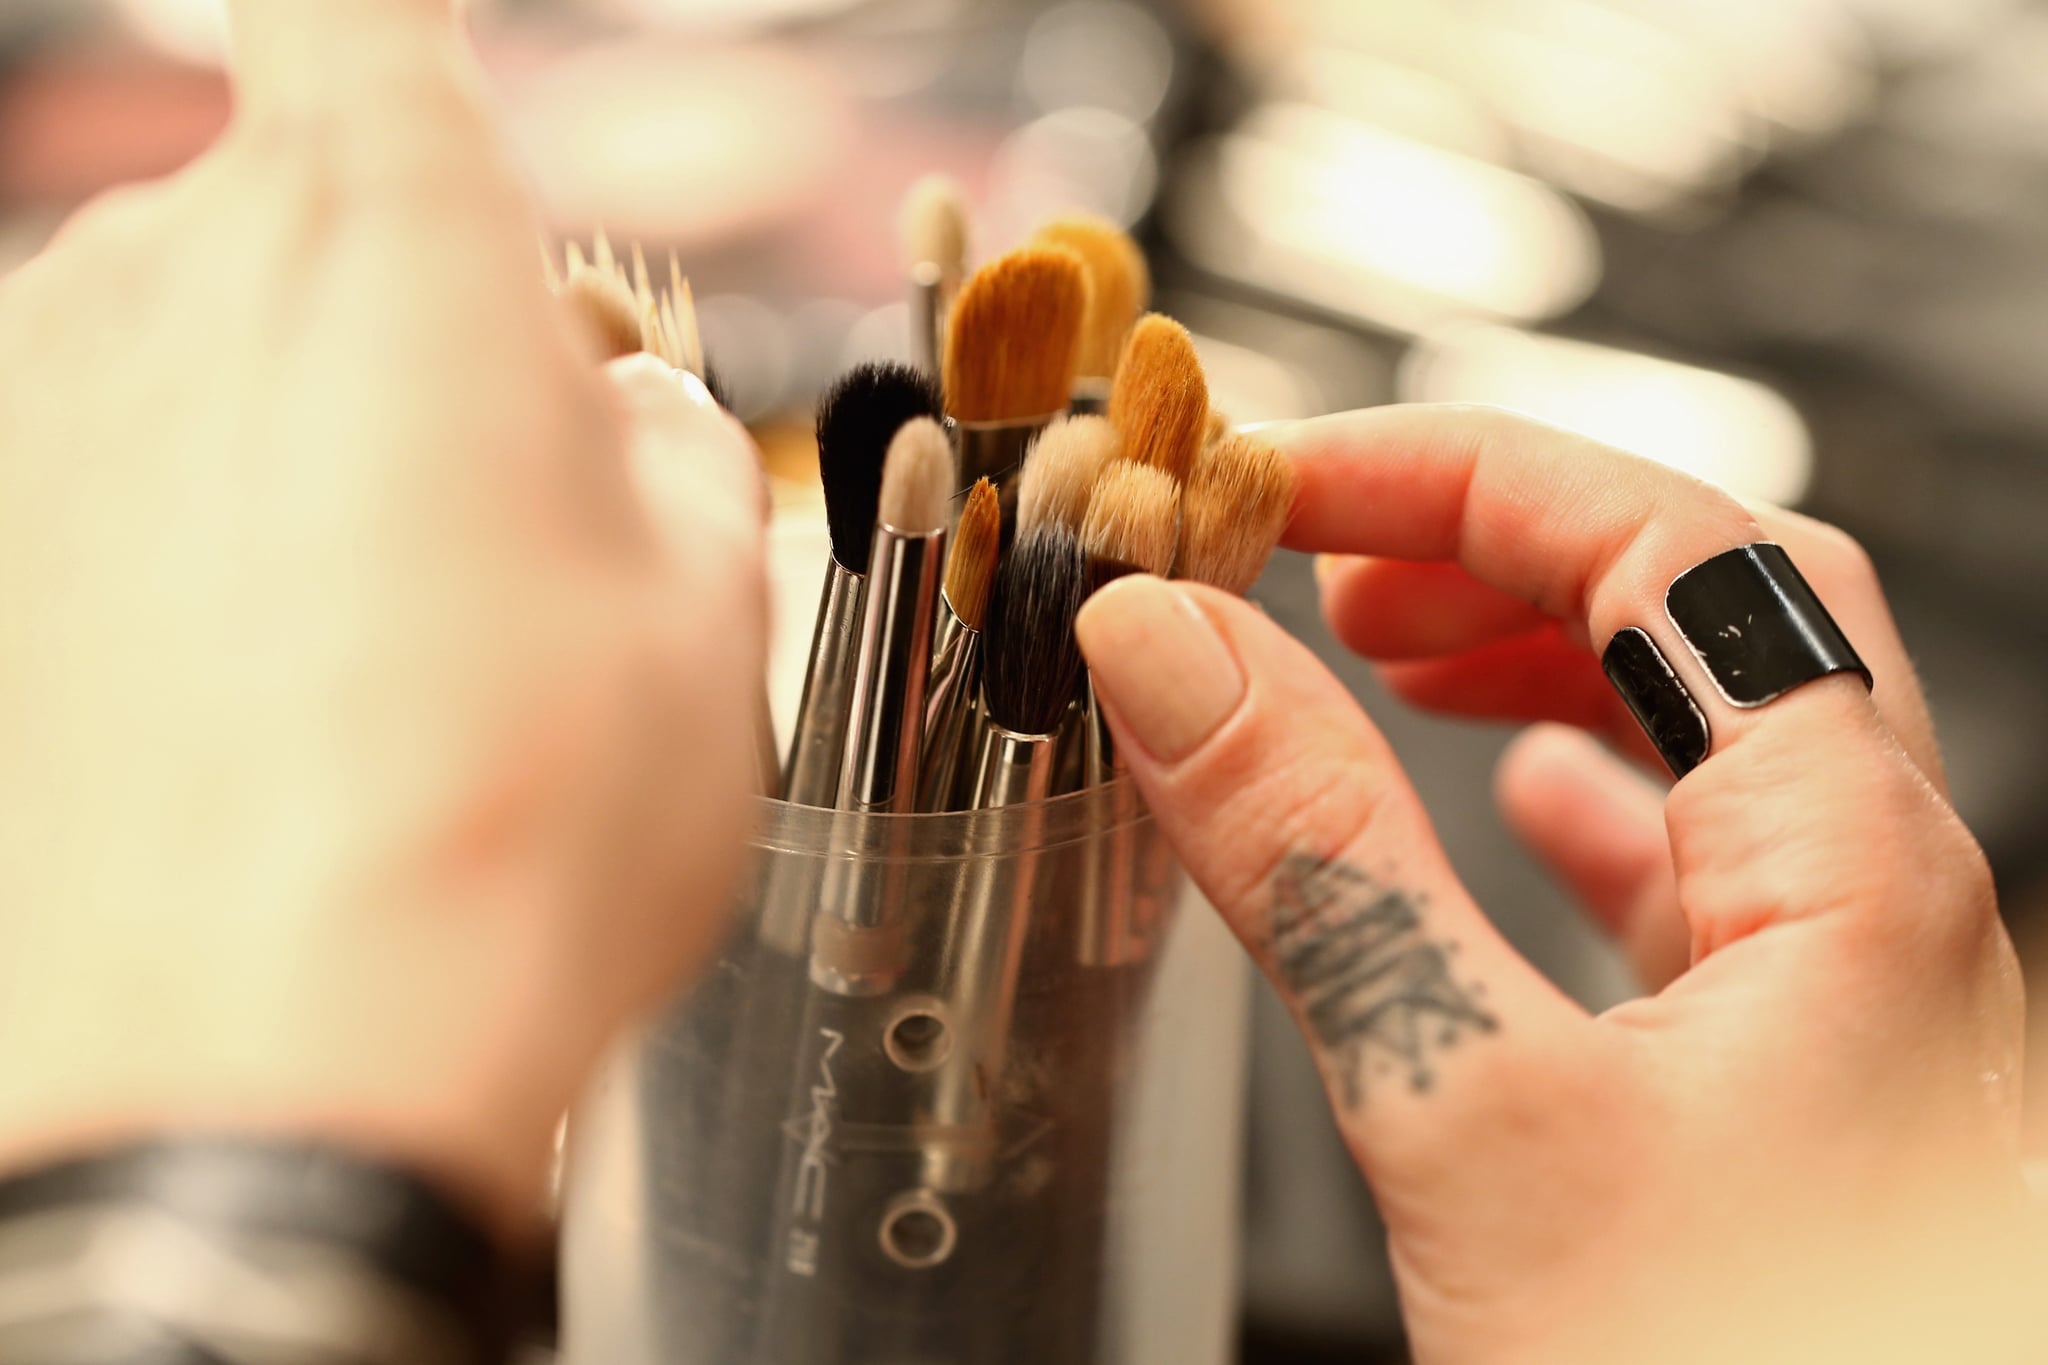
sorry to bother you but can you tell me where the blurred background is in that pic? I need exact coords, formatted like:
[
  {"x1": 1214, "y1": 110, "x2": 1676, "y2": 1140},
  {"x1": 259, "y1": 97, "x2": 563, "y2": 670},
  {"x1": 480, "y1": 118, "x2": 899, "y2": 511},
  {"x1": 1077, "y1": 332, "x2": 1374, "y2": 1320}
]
[{"x1": 4, "y1": 0, "x2": 2047, "y2": 1358}]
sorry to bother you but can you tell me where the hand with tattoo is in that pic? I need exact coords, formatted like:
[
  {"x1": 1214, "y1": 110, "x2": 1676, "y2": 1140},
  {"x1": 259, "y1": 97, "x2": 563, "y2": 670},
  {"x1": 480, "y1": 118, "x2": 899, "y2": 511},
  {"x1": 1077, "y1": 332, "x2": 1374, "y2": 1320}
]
[{"x1": 1078, "y1": 407, "x2": 2034, "y2": 1362}]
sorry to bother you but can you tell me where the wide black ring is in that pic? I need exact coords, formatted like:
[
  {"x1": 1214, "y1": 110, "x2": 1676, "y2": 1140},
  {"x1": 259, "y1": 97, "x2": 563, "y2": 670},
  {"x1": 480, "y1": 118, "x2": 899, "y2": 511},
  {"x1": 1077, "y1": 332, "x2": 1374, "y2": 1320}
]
[{"x1": 1603, "y1": 543, "x2": 1872, "y2": 778}]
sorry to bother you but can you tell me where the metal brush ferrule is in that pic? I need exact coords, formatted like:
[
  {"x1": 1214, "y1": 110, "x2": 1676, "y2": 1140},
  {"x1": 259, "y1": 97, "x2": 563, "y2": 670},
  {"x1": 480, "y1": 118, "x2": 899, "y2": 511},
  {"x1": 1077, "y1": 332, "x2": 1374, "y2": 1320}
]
[
  {"x1": 758, "y1": 562, "x2": 865, "y2": 955},
  {"x1": 922, "y1": 727, "x2": 1059, "y2": 1191},
  {"x1": 1067, "y1": 379, "x2": 1110, "y2": 417},
  {"x1": 782, "y1": 562, "x2": 864, "y2": 809},
  {"x1": 917, "y1": 600, "x2": 981, "y2": 812},
  {"x1": 1078, "y1": 675, "x2": 1144, "y2": 967},
  {"x1": 836, "y1": 524, "x2": 945, "y2": 816},
  {"x1": 952, "y1": 414, "x2": 1060, "y2": 490}
]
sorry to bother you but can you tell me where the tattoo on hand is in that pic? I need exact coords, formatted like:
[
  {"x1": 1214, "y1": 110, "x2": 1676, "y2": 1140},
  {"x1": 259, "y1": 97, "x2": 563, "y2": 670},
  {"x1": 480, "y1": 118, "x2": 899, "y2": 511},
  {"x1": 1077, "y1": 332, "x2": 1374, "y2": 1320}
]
[{"x1": 1269, "y1": 852, "x2": 1497, "y2": 1107}]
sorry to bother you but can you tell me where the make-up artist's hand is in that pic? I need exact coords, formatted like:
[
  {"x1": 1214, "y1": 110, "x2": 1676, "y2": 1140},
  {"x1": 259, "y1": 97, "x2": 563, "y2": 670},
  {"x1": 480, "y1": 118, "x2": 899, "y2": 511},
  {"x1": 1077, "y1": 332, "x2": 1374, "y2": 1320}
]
[
  {"x1": 1078, "y1": 406, "x2": 2034, "y2": 1363},
  {"x1": 0, "y1": 0, "x2": 767, "y2": 1238}
]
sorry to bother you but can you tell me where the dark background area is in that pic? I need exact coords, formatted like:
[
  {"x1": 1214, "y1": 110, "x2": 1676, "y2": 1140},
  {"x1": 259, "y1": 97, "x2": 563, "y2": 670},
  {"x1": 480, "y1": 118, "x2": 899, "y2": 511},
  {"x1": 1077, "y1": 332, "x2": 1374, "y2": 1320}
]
[{"x1": 5, "y1": 1, "x2": 2045, "y2": 1358}]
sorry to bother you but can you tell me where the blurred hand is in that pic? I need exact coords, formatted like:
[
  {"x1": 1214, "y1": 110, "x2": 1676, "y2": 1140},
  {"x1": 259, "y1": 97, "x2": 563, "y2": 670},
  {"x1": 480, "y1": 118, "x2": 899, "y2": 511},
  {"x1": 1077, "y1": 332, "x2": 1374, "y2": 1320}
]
[
  {"x1": 1079, "y1": 406, "x2": 2031, "y2": 1361},
  {"x1": 0, "y1": 0, "x2": 767, "y2": 1237}
]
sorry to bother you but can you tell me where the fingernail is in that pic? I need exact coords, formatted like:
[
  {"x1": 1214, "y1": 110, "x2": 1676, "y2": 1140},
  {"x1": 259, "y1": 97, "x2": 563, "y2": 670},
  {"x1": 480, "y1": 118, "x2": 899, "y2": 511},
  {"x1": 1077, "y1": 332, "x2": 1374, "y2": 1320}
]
[
  {"x1": 1078, "y1": 577, "x2": 1248, "y2": 764},
  {"x1": 1313, "y1": 553, "x2": 1342, "y2": 588}
]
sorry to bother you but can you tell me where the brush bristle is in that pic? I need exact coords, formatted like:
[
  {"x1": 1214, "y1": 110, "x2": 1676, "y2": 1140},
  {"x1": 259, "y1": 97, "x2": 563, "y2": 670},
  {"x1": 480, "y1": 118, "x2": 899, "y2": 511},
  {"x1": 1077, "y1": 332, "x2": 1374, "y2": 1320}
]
[
  {"x1": 902, "y1": 175, "x2": 970, "y2": 287},
  {"x1": 880, "y1": 418, "x2": 957, "y2": 536},
  {"x1": 817, "y1": 363, "x2": 946, "y2": 571},
  {"x1": 1017, "y1": 415, "x2": 1117, "y2": 535},
  {"x1": 1206, "y1": 409, "x2": 1233, "y2": 447},
  {"x1": 944, "y1": 247, "x2": 1087, "y2": 425},
  {"x1": 1082, "y1": 462, "x2": 1181, "y2": 580},
  {"x1": 1033, "y1": 215, "x2": 1150, "y2": 382},
  {"x1": 1109, "y1": 315, "x2": 1209, "y2": 485},
  {"x1": 947, "y1": 479, "x2": 1001, "y2": 633},
  {"x1": 561, "y1": 266, "x2": 645, "y2": 361},
  {"x1": 982, "y1": 525, "x2": 1088, "y2": 737},
  {"x1": 1178, "y1": 433, "x2": 1299, "y2": 596}
]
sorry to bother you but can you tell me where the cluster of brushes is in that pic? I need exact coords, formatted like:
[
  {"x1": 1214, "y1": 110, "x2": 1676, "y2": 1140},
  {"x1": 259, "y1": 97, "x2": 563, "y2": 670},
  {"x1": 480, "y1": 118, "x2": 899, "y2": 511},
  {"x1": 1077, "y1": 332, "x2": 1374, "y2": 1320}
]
[
  {"x1": 550, "y1": 190, "x2": 1298, "y2": 1348},
  {"x1": 794, "y1": 185, "x2": 1297, "y2": 815}
]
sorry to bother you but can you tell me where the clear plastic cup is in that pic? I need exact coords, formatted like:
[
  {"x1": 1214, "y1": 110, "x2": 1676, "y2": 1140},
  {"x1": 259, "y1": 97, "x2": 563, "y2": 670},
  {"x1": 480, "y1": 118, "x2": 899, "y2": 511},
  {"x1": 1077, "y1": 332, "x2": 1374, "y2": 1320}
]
[{"x1": 561, "y1": 784, "x2": 1249, "y2": 1365}]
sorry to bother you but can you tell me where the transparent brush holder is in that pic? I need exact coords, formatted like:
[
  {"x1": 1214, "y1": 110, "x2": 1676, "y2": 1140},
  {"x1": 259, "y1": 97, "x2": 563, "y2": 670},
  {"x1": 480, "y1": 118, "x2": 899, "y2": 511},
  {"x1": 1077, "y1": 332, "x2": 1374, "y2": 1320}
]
[{"x1": 561, "y1": 784, "x2": 1249, "y2": 1365}]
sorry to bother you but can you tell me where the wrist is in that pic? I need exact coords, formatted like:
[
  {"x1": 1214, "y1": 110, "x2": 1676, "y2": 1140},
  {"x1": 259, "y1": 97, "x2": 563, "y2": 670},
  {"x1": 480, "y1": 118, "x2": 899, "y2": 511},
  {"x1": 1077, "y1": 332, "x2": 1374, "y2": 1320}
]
[{"x1": 0, "y1": 1136, "x2": 521, "y2": 1364}]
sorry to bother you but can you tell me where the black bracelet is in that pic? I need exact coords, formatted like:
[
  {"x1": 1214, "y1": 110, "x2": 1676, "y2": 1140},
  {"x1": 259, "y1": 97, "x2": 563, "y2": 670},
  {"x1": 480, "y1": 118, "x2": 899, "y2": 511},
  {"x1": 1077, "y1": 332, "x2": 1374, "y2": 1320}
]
[{"x1": 0, "y1": 1137, "x2": 513, "y2": 1365}]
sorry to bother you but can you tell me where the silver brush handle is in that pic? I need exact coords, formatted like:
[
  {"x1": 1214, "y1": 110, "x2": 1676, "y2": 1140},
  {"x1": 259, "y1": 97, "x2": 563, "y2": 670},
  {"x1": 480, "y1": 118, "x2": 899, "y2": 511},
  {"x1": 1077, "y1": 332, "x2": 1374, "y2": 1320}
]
[
  {"x1": 782, "y1": 563, "x2": 863, "y2": 808},
  {"x1": 923, "y1": 729, "x2": 1057, "y2": 1192},
  {"x1": 917, "y1": 605, "x2": 980, "y2": 812},
  {"x1": 836, "y1": 525, "x2": 943, "y2": 816},
  {"x1": 909, "y1": 261, "x2": 944, "y2": 380},
  {"x1": 1078, "y1": 675, "x2": 1143, "y2": 967}
]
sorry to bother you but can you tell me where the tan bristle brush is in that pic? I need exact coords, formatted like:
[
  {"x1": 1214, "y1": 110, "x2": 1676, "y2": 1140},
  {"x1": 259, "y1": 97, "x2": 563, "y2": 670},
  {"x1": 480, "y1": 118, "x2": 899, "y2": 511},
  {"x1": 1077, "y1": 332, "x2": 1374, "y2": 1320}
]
[
  {"x1": 943, "y1": 246, "x2": 1087, "y2": 488},
  {"x1": 1032, "y1": 215, "x2": 1150, "y2": 415},
  {"x1": 1016, "y1": 415, "x2": 1118, "y2": 537},
  {"x1": 902, "y1": 176, "x2": 970, "y2": 378},
  {"x1": 1108, "y1": 315, "x2": 1209, "y2": 486},
  {"x1": 1177, "y1": 432, "x2": 1299, "y2": 596},
  {"x1": 919, "y1": 477, "x2": 1001, "y2": 811},
  {"x1": 1080, "y1": 462, "x2": 1180, "y2": 589}
]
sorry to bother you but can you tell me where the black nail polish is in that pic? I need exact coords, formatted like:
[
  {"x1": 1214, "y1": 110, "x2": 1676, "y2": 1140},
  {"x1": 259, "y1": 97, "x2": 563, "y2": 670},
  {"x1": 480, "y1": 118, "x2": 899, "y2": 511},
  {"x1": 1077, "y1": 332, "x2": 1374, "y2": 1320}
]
[{"x1": 1602, "y1": 627, "x2": 1710, "y2": 778}]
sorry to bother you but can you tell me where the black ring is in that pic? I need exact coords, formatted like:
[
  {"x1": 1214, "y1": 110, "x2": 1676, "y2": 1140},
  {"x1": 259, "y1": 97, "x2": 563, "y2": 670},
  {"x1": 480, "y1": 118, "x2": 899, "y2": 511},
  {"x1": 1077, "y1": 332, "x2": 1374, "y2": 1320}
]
[{"x1": 1603, "y1": 543, "x2": 1872, "y2": 778}]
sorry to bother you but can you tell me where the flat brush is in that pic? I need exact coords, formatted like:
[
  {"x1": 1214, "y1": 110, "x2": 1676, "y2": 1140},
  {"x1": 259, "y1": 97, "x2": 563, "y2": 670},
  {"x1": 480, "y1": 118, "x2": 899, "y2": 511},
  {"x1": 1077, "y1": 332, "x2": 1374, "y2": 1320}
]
[
  {"x1": 782, "y1": 363, "x2": 946, "y2": 811},
  {"x1": 902, "y1": 175, "x2": 970, "y2": 380},
  {"x1": 926, "y1": 525, "x2": 1089, "y2": 1193},
  {"x1": 1016, "y1": 414, "x2": 1118, "y2": 538},
  {"x1": 1032, "y1": 215, "x2": 1150, "y2": 415},
  {"x1": 1076, "y1": 465, "x2": 1181, "y2": 967},
  {"x1": 919, "y1": 477, "x2": 1000, "y2": 812},
  {"x1": 943, "y1": 246, "x2": 1087, "y2": 489},
  {"x1": 1108, "y1": 314, "x2": 1209, "y2": 487},
  {"x1": 1177, "y1": 431, "x2": 1299, "y2": 596}
]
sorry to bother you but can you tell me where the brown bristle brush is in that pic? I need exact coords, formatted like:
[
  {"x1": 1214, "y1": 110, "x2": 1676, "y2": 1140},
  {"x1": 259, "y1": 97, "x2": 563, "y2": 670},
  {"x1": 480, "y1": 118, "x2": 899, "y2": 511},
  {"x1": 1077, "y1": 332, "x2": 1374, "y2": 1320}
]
[
  {"x1": 1032, "y1": 215, "x2": 1150, "y2": 415},
  {"x1": 1176, "y1": 432, "x2": 1299, "y2": 596},
  {"x1": 943, "y1": 246, "x2": 1087, "y2": 489},
  {"x1": 1108, "y1": 314, "x2": 1209, "y2": 487},
  {"x1": 919, "y1": 477, "x2": 1001, "y2": 810}
]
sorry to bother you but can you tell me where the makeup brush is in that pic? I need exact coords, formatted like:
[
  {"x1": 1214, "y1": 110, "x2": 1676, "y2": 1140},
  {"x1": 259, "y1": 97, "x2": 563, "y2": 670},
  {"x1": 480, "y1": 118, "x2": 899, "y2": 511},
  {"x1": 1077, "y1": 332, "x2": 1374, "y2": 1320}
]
[
  {"x1": 1016, "y1": 414, "x2": 1118, "y2": 538},
  {"x1": 783, "y1": 364, "x2": 946, "y2": 809},
  {"x1": 1032, "y1": 215, "x2": 1149, "y2": 415},
  {"x1": 811, "y1": 419, "x2": 957, "y2": 996},
  {"x1": 837, "y1": 417, "x2": 956, "y2": 816},
  {"x1": 902, "y1": 175, "x2": 970, "y2": 379},
  {"x1": 1108, "y1": 314, "x2": 1209, "y2": 487},
  {"x1": 919, "y1": 477, "x2": 1000, "y2": 812},
  {"x1": 927, "y1": 524, "x2": 1090, "y2": 1192},
  {"x1": 943, "y1": 246, "x2": 1088, "y2": 489},
  {"x1": 1177, "y1": 431, "x2": 1299, "y2": 596},
  {"x1": 1074, "y1": 465, "x2": 1181, "y2": 966}
]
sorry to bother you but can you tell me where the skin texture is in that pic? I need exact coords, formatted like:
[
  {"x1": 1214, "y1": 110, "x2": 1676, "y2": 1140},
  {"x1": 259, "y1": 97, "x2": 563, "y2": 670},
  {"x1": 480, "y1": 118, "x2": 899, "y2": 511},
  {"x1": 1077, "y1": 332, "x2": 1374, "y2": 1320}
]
[
  {"x1": 1079, "y1": 405, "x2": 2037, "y2": 1363},
  {"x1": 0, "y1": 0, "x2": 767, "y2": 1240}
]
